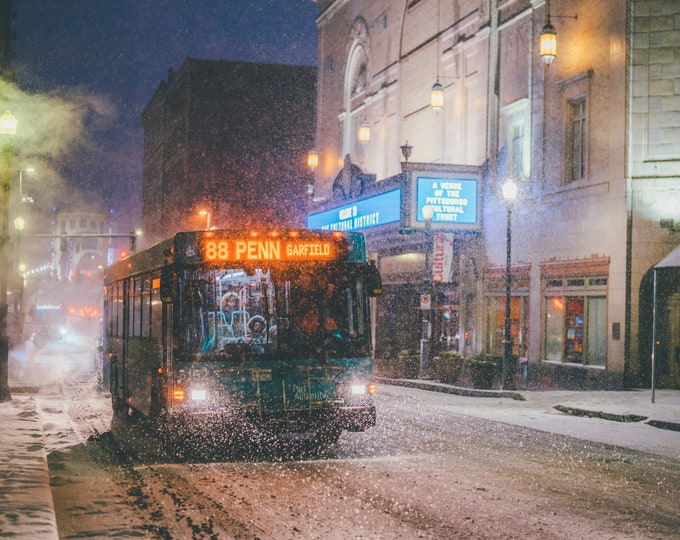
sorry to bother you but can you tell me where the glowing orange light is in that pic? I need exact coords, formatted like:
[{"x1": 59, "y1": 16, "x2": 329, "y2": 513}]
[
  {"x1": 552, "y1": 297, "x2": 565, "y2": 311},
  {"x1": 307, "y1": 150, "x2": 319, "y2": 171},
  {"x1": 172, "y1": 388, "x2": 185, "y2": 402}
]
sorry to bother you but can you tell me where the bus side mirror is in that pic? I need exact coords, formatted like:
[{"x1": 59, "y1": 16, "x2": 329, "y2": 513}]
[
  {"x1": 365, "y1": 261, "x2": 382, "y2": 297},
  {"x1": 160, "y1": 267, "x2": 178, "y2": 304}
]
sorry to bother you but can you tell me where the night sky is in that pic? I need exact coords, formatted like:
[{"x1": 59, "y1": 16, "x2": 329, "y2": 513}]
[{"x1": 11, "y1": 0, "x2": 318, "y2": 230}]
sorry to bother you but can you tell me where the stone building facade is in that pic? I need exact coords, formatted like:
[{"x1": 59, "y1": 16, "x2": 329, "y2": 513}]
[{"x1": 308, "y1": 0, "x2": 680, "y2": 388}]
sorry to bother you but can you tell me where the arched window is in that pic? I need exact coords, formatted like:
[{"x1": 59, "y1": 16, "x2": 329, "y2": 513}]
[{"x1": 343, "y1": 18, "x2": 370, "y2": 157}]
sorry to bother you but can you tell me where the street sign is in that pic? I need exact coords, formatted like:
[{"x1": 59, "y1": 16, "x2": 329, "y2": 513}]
[{"x1": 420, "y1": 293, "x2": 431, "y2": 309}]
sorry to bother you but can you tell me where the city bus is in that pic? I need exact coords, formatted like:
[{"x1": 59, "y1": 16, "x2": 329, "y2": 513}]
[{"x1": 102, "y1": 228, "x2": 382, "y2": 454}]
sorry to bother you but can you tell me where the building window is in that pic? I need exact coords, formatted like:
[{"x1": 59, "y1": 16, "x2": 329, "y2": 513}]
[
  {"x1": 544, "y1": 276, "x2": 606, "y2": 366},
  {"x1": 568, "y1": 98, "x2": 587, "y2": 182},
  {"x1": 499, "y1": 98, "x2": 530, "y2": 183},
  {"x1": 486, "y1": 295, "x2": 529, "y2": 358}
]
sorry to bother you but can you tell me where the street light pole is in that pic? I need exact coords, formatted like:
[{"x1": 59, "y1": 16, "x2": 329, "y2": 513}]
[
  {"x1": 501, "y1": 178, "x2": 518, "y2": 390},
  {"x1": 419, "y1": 204, "x2": 434, "y2": 379},
  {"x1": 199, "y1": 209, "x2": 211, "y2": 230},
  {"x1": 13, "y1": 216, "x2": 25, "y2": 314},
  {"x1": 0, "y1": 110, "x2": 17, "y2": 402}
]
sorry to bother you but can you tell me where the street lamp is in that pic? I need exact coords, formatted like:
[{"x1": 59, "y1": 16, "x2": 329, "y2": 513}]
[
  {"x1": 0, "y1": 110, "x2": 17, "y2": 402},
  {"x1": 199, "y1": 209, "x2": 211, "y2": 230},
  {"x1": 306, "y1": 149, "x2": 318, "y2": 198},
  {"x1": 19, "y1": 167, "x2": 34, "y2": 204},
  {"x1": 13, "y1": 217, "x2": 25, "y2": 316},
  {"x1": 419, "y1": 203, "x2": 435, "y2": 378},
  {"x1": 12, "y1": 216, "x2": 26, "y2": 343},
  {"x1": 501, "y1": 177, "x2": 518, "y2": 390}
]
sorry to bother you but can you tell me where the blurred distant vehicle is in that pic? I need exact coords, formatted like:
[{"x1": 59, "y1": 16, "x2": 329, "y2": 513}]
[
  {"x1": 27, "y1": 304, "x2": 69, "y2": 347},
  {"x1": 68, "y1": 305, "x2": 99, "y2": 320}
]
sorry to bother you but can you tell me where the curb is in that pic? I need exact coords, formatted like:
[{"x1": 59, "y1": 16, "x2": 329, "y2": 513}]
[
  {"x1": 553, "y1": 404, "x2": 680, "y2": 432},
  {"x1": 375, "y1": 377, "x2": 525, "y2": 401}
]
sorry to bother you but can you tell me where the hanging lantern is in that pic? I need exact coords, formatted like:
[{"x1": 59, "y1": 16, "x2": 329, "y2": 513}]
[
  {"x1": 358, "y1": 120, "x2": 371, "y2": 144},
  {"x1": 430, "y1": 80, "x2": 444, "y2": 111},
  {"x1": 540, "y1": 22, "x2": 557, "y2": 65},
  {"x1": 307, "y1": 149, "x2": 319, "y2": 172}
]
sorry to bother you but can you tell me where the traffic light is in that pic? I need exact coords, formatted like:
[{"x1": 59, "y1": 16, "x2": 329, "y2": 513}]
[
  {"x1": 119, "y1": 249, "x2": 129, "y2": 259},
  {"x1": 129, "y1": 232, "x2": 136, "y2": 252}
]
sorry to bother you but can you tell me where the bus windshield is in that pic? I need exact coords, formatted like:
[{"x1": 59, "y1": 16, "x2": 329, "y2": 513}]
[{"x1": 178, "y1": 263, "x2": 370, "y2": 361}]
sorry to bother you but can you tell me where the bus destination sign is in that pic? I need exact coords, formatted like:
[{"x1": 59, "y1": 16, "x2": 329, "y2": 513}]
[{"x1": 199, "y1": 237, "x2": 338, "y2": 262}]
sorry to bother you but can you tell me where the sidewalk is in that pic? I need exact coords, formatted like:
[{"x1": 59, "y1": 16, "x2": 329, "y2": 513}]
[
  {"x1": 378, "y1": 377, "x2": 680, "y2": 459},
  {"x1": 0, "y1": 391, "x2": 59, "y2": 540},
  {"x1": 378, "y1": 377, "x2": 680, "y2": 431}
]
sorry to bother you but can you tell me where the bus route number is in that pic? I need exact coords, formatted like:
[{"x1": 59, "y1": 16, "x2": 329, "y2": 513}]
[{"x1": 205, "y1": 240, "x2": 230, "y2": 260}]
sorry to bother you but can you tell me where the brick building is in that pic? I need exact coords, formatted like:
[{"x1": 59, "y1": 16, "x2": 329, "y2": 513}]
[{"x1": 141, "y1": 59, "x2": 316, "y2": 243}]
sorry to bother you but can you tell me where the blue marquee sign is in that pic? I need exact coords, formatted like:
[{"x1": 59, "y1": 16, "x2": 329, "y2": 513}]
[
  {"x1": 416, "y1": 177, "x2": 478, "y2": 224},
  {"x1": 307, "y1": 189, "x2": 401, "y2": 231}
]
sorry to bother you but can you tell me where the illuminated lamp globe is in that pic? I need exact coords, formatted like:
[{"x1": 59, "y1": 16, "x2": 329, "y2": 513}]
[
  {"x1": 540, "y1": 22, "x2": 557, "y2": 65},
  {"x1": 358, "y1": 121, "x2": 371, "y2": 145},
  {"x1": 0, "y1": 110, "x2": 17, "y2": 135},
  {"x1": 307, "y1": 149, "x2": 319, "y2": 172},
  {"x1": 430, "y1": 81, "x2": 444, "y2": 111},
  {"x1": 502, "y1": 178, "x2": 518, "y2": 202},
  {"x1": 422, "y1": 204, "x2": 435, "y2": 222}
]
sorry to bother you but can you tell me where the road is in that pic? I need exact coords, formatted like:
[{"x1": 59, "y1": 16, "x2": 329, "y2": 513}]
[
  {"x1": 12, "y1": 332, "x2": 679, "y2": 539},
  {"x1": 27, "y1": 344, "x2": 678, "y2": 540}
]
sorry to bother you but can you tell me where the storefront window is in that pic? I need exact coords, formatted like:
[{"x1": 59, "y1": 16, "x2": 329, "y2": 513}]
[
  {"x1": 486, "y1": 296, "x2": 527, "y2": 358},
  {"x1": 544, "y1": 277, "x2": 606, "y2": 365}
]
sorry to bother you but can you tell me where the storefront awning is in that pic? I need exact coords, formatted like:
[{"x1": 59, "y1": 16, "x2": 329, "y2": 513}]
[{"x1": 655, "y1": 244, "x2": 680, "y2": 269}]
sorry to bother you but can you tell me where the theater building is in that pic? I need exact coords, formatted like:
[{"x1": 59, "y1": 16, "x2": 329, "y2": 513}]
[{"x1": 307, "y1": 0, "x2": 680, "y2": 389}]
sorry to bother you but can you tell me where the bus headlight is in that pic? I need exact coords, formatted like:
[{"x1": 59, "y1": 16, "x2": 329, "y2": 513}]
[
  {"x1": 173, "y1": 387, "x2": 208, "y2": 402},
  {"x1": 191, "y1": 389, "x2": 207, "y2": 401},
  {"x1": 341, "y1": 382, "x2": 375, "y2": 397},
  {"x1": 351, "y1": 384, "x2": 367, "y2": 395}
]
